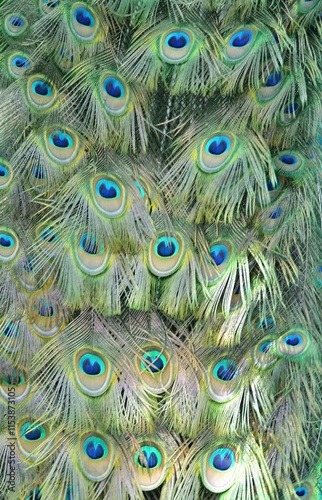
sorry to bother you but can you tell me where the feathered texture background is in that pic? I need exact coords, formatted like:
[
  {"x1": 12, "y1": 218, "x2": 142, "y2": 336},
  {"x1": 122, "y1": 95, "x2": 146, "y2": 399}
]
[{"x1": 0, "y1": 0, "x2": 321, "y2": 499}]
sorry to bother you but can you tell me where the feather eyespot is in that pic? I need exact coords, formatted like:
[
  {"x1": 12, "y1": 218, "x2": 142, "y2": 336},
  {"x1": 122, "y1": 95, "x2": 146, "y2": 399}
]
[
  {"x1": 92, "y1": 175, "x2": 128, "y2": 217},
  {"x1": 257, "y1": 71, "x2": 283, "y2": 101},
  {"x1": 134, "y1": 442, "x2": 166, "y2": 490},
  {"x1": 277, "y1": 329, "x2": 310, "y2": 358},
  {"x1": 292, "y1": 481, "x2": 315, "y2": 498},
  {"x1": 78, "y1": 432, "x2": 115, "y2": 481},
  {"x1": 40, "y1": 0, "x2": 60, "y2": 14},
  {"x1": 208, "y1": 359, "x2": 241, "y2": 402},
  {"x1": 17, "y1": 421, "x2": 51, "y2": 460},
  {"x1": 70, "y1": 3, "x2": 100, "y2": 42},
  {"x1": 0, "y1": 370, "x2": 30, "y2": 402},
  {"x1": 7, "y1": 52, "x2": 31, "y2": 78},
  {"x1": 4, "y1": 14, "x2": 28, "y2": 36},
  {"x1": 0, "y1": 159, "x2": 12, "y2": 189},
  {"x1": 44, "y1": 128, "x2": 81, "y2": 166},
  {"x1": 147, "y1": 234, "x2": 185, "y2": 277},
  {"x1": 224, "y1": 27, "x2": 256, "y2": 62},
  {"x1": 159, "y1": 29, "x2": 193, "y2": 64},
  {"x1": 298, "y1": 0, "x2": 318, "y2": 12},
  {"x1": 29, "y1": 297, "x2": 63, "y2": 338},
  {"x1": 274, "y1": 151, "x2": 304, "y2": 177},
  {"x1": 136, "y1": 345, "x2": 175, "y2": 394},
  {"x1": 100, "y1": 75, "x2": 130, "y2": 116},
  {"x1": 74, "y1": 232, "x2": 110, "y2": 275},
  {"x1": 199, "y1": 133, "x2": 236, "y2": 173},
  {"x1": 253, "y1": 338, "x2": 277, "y2": 368},
  {"x1": 201, "y1": 241, "x2": 232, "y2": 285},
  {"x1": 201, "y1": 444, "x2": 240, "y2": 493},
  {"x1": 26, "y1": 75, "x2": 58, "y2": 111},
  {"x1": 280, "y1": 102, "x2": 301, "y2": 124},
  {"x1": 0, "y1": 229, "x2": 19, "y2": 262},
  {"x1": 74, "y1": 349, "x2": 113, "y2": 396}
]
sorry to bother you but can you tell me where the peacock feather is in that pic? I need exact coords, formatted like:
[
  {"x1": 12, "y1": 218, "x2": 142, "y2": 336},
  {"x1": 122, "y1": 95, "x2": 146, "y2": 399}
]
[{"x1": 0, "y1": 0, "x2": 321, "y2": 498}]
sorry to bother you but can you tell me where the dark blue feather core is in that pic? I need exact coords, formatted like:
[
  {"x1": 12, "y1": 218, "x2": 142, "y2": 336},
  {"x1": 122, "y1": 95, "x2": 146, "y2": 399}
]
[
  {"x1": 215, "y1": 360, "x2": 238, "y2": 381},
  {"x1": 32, "y1": 166, "x2": 46, "y2": 179},
  {"x1": 265, "y1": 72, "x2": 282, "y2": 87},
  {"x1": 259, "y1": 341, "x2": 272, "y2": 353},
  {"x1": 295, "y1": 486, "x2": 308, "y2": 497},
  {"x1": 38, "y1": 303, "x2": 54, "y2": 317},
  {"x1": 284, "y1": 103, "x2": 299, "y2": 113},
  {"x1": 27, "y1": 488, "x2": 42, "y2": 500},
  {"x1": 0, "y1": 165, "x2": 9, "y2": 177},
  {"x1": 269, "y1": 207, "x2": 282, "y2": 219},
  {"x1": 104, "y1": 77, "x2": 124, "y2": 98},
  {"x1": 230, "y1": 29, "x2": 253, "y2": 47},
  {"x1": 80, "y1": 235, "x2": 99, "y2": 254},
  {"x1": 209, "y1": 244, "x2": 229, "y2": 266},
  {"x1": 144, "y1": 354, "x2": 164, "y2": 373},
  {"x1": 267, "y1": 178, "x2": 280, "y2": 191},
  {"x1": 165, "y1": 31, "x2": 190, "y2": 50},
  {"x1": 44, "y1": 0, "x2": 59, "y2": 7},
  {"x1": 13, "y1": 57, "x2": 29, "y2": 68},
  {"x1": 10, "y1": 17, "x2": 24, "y2": 27},
  {"x1": 34, "y1": 82, "x2": 51, "y2": 96},
  {"x1": 210, "y1": 447, "x2": 235, "y2": 471},
  {"x1": 0, "y1": 235, "x2": 14, "y2": 247},
  {"x1": 284, "y1": 334, "x2": 302, "y2": 346},
  {"x1": 86, "y1": 441, "x2": 104, "y2": 459},
  {"x1": 279, "y1": 155, "x2": 296, "y2": 165},
  {"x1": 137, "y1": 449, "x2": 159, "y2": 468},
  {"x1": 82, "y1": 357, "x2": 102, "y2": 375},
  {"x1": 74, "y1": 8, "x2": 95, "y2": 27},
  {"x1": 157, "y1": 240, "x2": 175, "y2": 257}
]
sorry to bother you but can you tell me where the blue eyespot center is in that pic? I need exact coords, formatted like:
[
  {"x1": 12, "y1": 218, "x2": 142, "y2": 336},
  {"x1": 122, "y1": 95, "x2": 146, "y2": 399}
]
[
  {"x1": 284, "y1": 103, "x2": 299, "y2": 114},
  {"x1": 279, "y1": 155, "x2": 296, "y2": 165},
  {"x1": 21, "y1": 423, "x2": 45, "y2": 441},
  {"x1": 3, "y1": 323, "x2": 18, "y2": 337},
  {"x1": 269, "y1": 207, "x2": 282, "y2": 219},
  {"x1": 32, "y1": 81, "x2": 52, "y2": 96},
  {"x1": 26, "y1": 488, "x2": 42, "y2": 500},
  {"x1": 230, "y1": 29, "x2": 253, "y2": 47},
  {"x1": 41, "y1": 227, "x2": 57, "y2": 243},
  {"x1": 137, "y1": 446, "x2": 161, "y2": 469},
  {"x1": 259, "y1": 341, "x2": 272, "y2": 353},
  {"x1": 74, "y1": 8, "x2": 94, "y2": 27},
  {"x1": 104, "y1": 77, "x2": 124, "y2": 98},
  {"x1": 80, "y1": 235, "x2": 100, "y2": 254},
  {"x1": 284, "y1": 334, "x2": 302, "y2": 347},
  {"x1": 84, "y1": 437, "x2": 107, "y2": 460},
  {"x1": 23, "y1": 256, "x2": 33, "y2": 272},
  {"x1": 206, "y1": 136, "x2": 231, "y2": 156},
  {"x1": 38, "y1": 302, "x2": 54, "y2": 317},
  {"x1": 166, "y1": 31, "x2": 190, "y2": 49},
  {"x1": 0, "y1": 234, "x2": 14, "y2": 247},
  {"x1": 267, "y1": 178, "x2": 280, "y2": 191},
  {"x1": 13, "y1": 57, "x2": 29, "y2": 68},
  {"x1": 318, "y1": 265, "x2": 322, "y2": 273},
  {"x1": 80, "y1": 354, "x2": 105, "y2": 375},
  {"x1": 96, "y1": 179, "x2": 121, "y2": 199},
  {"x1": 214, "y1": 360, "x2": 238, "y2": 381},
  {"x1": 50, "y1": 131, "x2": 73, "y2": 148},
  {"x1": 44, "y1": 0, "x2": 59, "y2": 7},
  {"x1": 0, "y1": 165, "x2": 9, "y2": 177},
  {"x1": 209, "y1": 244, "x2": 229, "y2": 266},
  {"x1": 295, "y1": 486, "x2": 308, "y2": 497},
  {"x1": 10, "y1": 17, "x2": 24, "y2": 27},
  {"x1": 155, "y1": 236, "x2": 179, "y2": 258},
  {"x1": 142, "y1": 350, "x2": 166, "y2": 373},
  {"x1": 210, "y1": 448, "x2": 235, "y2": 471},
  {"x1": 32, "y1": 166, "x2": 46, "y2": 179},
  {"x1": 265, "y1": 72, "x2": 282, "y2": 87}
]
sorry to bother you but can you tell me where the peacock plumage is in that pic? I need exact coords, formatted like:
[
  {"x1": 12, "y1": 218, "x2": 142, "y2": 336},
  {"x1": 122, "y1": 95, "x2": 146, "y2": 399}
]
[{"x1": 0, "y1": 0, "x2": 321, "y2": 498}]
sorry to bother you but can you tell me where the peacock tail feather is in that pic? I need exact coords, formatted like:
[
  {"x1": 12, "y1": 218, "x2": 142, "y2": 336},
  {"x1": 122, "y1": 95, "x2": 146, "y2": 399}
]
[{"x1": 0, "y1": 0, "x2": 321, "y2": 498}]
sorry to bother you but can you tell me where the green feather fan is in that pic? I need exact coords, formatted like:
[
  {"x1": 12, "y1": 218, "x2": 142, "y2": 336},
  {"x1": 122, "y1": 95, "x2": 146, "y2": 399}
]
[{"x1": 0, "y1": 0, "x2": 321, "y2": 499}]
